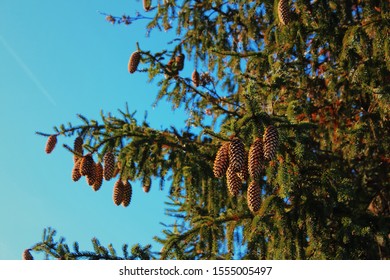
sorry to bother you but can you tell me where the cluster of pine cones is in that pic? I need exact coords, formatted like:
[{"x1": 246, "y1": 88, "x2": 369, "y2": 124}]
[
  {"x1": 213, "y1": 125, "x2": 279, "y2": 213},
  {"x1": 45, "y1": 135, "x2": 132, "y2": 207},
  {"x1": 127, "y1": 48, "x2": 211, "y2": 91},
  {"x1": 126, "y1": 0, "x2": 291, "y2": 75}
]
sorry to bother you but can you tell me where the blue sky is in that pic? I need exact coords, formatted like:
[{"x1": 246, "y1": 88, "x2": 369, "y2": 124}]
[{"x1": 0, "y1": 0, "x2": 188, "y2": 259}]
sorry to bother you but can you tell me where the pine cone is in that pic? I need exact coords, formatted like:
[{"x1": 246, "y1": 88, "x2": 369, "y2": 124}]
[
  {"x1": 192, "y1": 69, "x2": 200, "y2": 87},
  {"x1": 73, "y1": 136, "x2": 83, "y2": 162},
  {"x1": 213, "y1": 142, "x2": 230, "y2": 178},
  {"x1": 165, "y1": 59, "x2": 178, "y2": 77},
  {"x1": 122, "y1": 180, "x2": 132, "y2": 207},
  {"x1": 237, "y1": 151, "x2": 249, "y2": 182},
  {"x1": 143, "y1": 0, "x2": 152, "y2": 11},
  {"x1": 229, "y1": 137, "x2": 245, "y2": 172},
  {"x1": 71, "y1": 158, "x2": 82, "y2": 182},
  {"x1": 92, "y1": 162, "x2": 103, "y2": 191},
  {"x1": 80, "y1": 153, "x2": 95, "y2": 177},
  {"x1": 226, "y1": 165, "x2": 242, "y2": 196},
  {"x1": 278, "y1": 0, "x2": 291, "y2": 26},
  {"x1": 103, "y1": 152, "x2": 115, "y2": 180},
  {"x1": 113, "y1": 179, "x2": 124, "y2": 206},
  {"x1": 22, "y1": 249, "x2": 33, "y2": 260},
  {"x1": 249, "y1": 137, "x2": 264, "y2": 179},
  {"x1": 175, "y1": 54, "x2": 185, "y2": 71},
  {"x1": 263, "y1": 125, "x2": 279, "y2": 160},
  {"x1": 45, "y1": 135, "x2": 57, "y2": 154},
  {"x1": 247, "y1": 181, "x2": 261, "y2": 213},
  {"x1": 128, "y1": 51, "x2": 141, "y2": 73}
]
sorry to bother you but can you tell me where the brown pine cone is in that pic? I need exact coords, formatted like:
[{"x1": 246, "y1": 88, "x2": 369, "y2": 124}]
[
  {"x1": 73, "y1": 136, "x2": 83, "y2": 162},
  {"x1": 103, "y1": 152, "x2": 115, "y2": 180},
  {"x1": 122, "y1": 180, "x2": 132, "y2": 207},
  {"x1": 92, "y1": 162, "x2": 103, "y2": 191},
  {"x1": 71, "y1": 158, "x2": 82, "y2": 182},
  {"x1": 22, "y1": 249, "x2": 33, "y2": 260},
  {"x1": 192, "y1": 69, "x2": 200, "y2": 87},
  {"x1": 278, "y1": 0, "x2": 291, "y2": 26},
  {"x1": 175, "y1": 54, "x2": 185, "y2": 71},
  {"x1": 247, "y1": 181, "x2": 261, "y2": 213},
  {"x1": 213, "y1": 142, "x2": 230, "y2": 178},
  {"x1": 263, "y1": 125, "x2": 279, "y2": 160},
  {"x1": 113, "y1": 179, "x2": 124, "y2": 206},
  {"x1": 45, "y1": 135, "x2": 57, "y2": 154},
  {"x1": 248, "y1": 137, "x2": 264, "y2": 179},
  {"x1": 128, "y1": 51, "x2": 141, "y2": 73},
  {"x1": 226, "y1": 165, "x2": 242, "y2": 196},
  {"x1": 80, "y1": 153, "x2": 95, "y2": 177},
  {"x1": 229, "y1": 137, "x2": 245, "y2": 172}
]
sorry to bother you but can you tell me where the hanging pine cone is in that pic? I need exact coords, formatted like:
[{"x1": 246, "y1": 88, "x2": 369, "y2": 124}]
[
  {"x1": 113, "y1": 179, "x2": 124, "y2": 206},
  {"x1": 263, "y1": 125, "x2": 279, "y2": 160},
  {"x1": 165, "y1": 59, "x2": 179, "y2": 77},
  {"x1": 213, "y1": 142, "x2": 230, "y2": 178},
  {"x1": 122, "y1": 180, "x2": 132, "y2": 207},
  {"x1": 237, "y1": 151, "x2": 249, "y2": 182},
  {"x1": 249, "y1": 137, "x2": 264, "y2": 179},
  {"x1": 73, "y1": 136, "x2": 83, "y2": 162},
  {"x1": 92, "y1": 162, "x2": 103, "y2": 191},
  {"x1": 192, "y1": 69, "x2": 200, "y2": 87},
  {"x1": 229, "y1": 137, "x2": 245, "y2": 172},
  {"x1": 226, "y1": 165, "x2": 242, "y2": 196},
  {"x1": 143, "y1": 0, "x2": 152, "y2": 11},
  {"x1": 278, "y1": 0, "x2": 291, "y2": 26},
  {"x1": 80, "y1": 153, "x2": 95, "y2": 176},
  {"x1": 22, "y1": 249, "x2": 33, "y2": 260},
  {"x1": 72, "y1": 158, "x2": 82, "y2": 182},
  {"x1": 175, "y1": 54, "x2": 185, "y2": 71},
  {"x1": 45, "y1": 135, "x2": 57, "y2": 154},
  {"x1": 103, "y1": 152, "x2": 115, "y2": 180},
  {"x1": 128, "y1": 51, "x2": 141, "y2": 73},
  {"x1": 247, "y1": 181, "x2": 261, "y2": 213}
]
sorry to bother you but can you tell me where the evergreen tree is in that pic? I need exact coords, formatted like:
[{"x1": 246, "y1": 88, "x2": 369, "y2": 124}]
[{"x1": 30, "y1": 0, "x2": 389, "y2": 260}]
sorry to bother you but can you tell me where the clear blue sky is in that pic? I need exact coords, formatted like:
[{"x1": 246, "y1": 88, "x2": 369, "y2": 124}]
[{"x1": 0, "y1": 0, "x2": 188, "y2": 259}]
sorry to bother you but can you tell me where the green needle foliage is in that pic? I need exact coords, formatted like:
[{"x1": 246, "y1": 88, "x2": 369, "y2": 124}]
[{"x1": 31, "y1": 0, "x2": 389, "y2": 260}]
